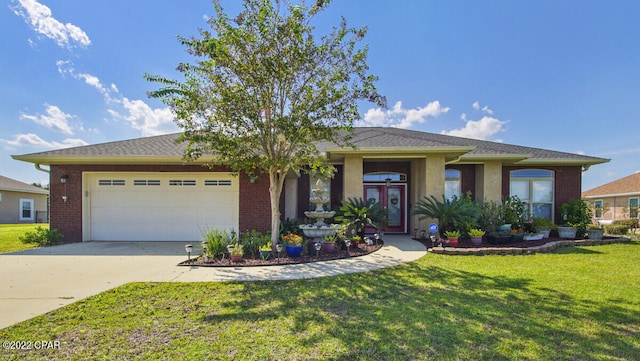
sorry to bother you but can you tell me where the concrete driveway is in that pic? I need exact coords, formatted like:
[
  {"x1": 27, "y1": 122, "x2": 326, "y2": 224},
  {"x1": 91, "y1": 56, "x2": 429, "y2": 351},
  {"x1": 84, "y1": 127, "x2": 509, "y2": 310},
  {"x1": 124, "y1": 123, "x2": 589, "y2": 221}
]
[{"x1": 0, "y1": 237, "x2": 426, "y2": 330}]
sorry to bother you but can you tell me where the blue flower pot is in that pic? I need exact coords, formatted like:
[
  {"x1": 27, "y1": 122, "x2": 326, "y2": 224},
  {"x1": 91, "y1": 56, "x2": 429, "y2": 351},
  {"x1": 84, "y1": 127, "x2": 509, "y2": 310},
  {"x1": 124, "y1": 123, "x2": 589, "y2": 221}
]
[{"x1": 285, "y1": 245, "x2": 303, "y2": 258}]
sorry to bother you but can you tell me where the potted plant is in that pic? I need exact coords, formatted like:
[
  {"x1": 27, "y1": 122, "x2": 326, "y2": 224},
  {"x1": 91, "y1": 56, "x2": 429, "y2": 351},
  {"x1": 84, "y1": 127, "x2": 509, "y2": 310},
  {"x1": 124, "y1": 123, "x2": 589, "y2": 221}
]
[
  {"x1": 323, "y1": 234, "x2": 337, "y2": 253},
  {"x1": 468, "y1": 228, "x2": 485, "y2": 246},
  {"x1": 259, "y1": 241, "x2": 272, "y2": 260},
  {"x1": 510, "y1": 227, "x2": 525, "y2": 242},
  {"x1": 282, "y1": 233, "x2": 304, "y2": 257},
  {"x1": 229, "y1": 242, "x2": 244, "y2": 262},
  {"x1": 443, "y1": 230, "x2": 461, "y2": 247},
  {"x1": 351, "y1": 235, "x2": 362, "y2": 248},
  {"x1": 531, "y1": 217, "x2": 555, "y2": 238},
  {"x1": 587, "y1": 224, "x2": 604, "y2": 240},
  {"x1": 559, "y1": 199, "x2": 592, "y2": 239}
]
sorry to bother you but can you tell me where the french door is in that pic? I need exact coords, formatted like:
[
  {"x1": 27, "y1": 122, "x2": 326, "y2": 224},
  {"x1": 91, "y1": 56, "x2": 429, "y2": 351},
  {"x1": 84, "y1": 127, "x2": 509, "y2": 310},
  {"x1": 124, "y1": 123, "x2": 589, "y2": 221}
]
[{"x1": 364, "y1": 184, "x2": 406, "y2": 233}]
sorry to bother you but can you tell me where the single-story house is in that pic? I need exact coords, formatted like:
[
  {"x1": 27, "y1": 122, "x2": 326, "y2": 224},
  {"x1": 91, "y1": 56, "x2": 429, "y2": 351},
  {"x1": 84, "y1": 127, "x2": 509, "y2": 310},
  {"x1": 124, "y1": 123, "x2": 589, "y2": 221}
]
[
  {"x1": 0, "y1": 175, "x2": 49, "y2": 224},
  {"x1": 12, "y1": 127, "x2": 608, "y2": 242},
  {"x1": 582, "y1": 172, "x2": 640, "y2": 224}
]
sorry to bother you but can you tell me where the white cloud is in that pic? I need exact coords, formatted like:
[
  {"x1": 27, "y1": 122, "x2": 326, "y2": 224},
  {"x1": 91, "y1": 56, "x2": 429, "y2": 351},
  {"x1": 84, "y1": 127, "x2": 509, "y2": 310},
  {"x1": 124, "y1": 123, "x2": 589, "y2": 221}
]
[
  {"x1": 472, "y1": 101, "x2": 493, "y2": 115},
  {"x1": 359, "y1": 100, "x2": 449, "y2": 128},
  {"x1": 12, "y1": 0, "x2": 91, "y2": 48},
  {"x1": 108, "y1": 98, "x2": 178, "y2": 136},
  {"x1": 20, "y1": 104, "x2": 75, "y2": 135},
  {"x1": 442, "y1": 115, "x2": 507, "y2": 141},
  {"x1": 2, "y1": 133, "x2": 88, "y2": 149}
]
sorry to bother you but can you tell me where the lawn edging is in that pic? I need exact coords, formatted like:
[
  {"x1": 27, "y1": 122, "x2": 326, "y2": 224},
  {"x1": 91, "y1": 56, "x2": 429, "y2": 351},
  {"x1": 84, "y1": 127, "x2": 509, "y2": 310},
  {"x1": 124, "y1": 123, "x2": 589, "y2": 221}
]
[{"x1": 430, "y1": 236, "x2": 631, "y2": 256}]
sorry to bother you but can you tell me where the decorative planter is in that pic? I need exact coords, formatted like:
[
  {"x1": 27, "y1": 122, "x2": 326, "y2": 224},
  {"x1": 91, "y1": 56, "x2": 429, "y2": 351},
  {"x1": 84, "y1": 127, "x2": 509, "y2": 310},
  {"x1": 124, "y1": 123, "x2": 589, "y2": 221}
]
[
  {"x1": 323, "y1": 242, "x2": 336, "y2": 253},
  {"x1": 447, "y1": 237, "x2": 459, "y2": 247},
  {"x1": 259, "y1": 250, "x2": 272, "y2": 260},
  {"x1": 538, "y1": 228, "x2": 551, "y2": 238},
  {"x1": 286, "y1": 245, "x2": 303, "y2": 258},
  {"x1": 230, "y1": 254, "x2": 243, "y2": 262},
  {"x1": 498, "y1": 224, "x2": 512, "y2": 232},
  {"x1": 524, "y1": 233, "x2": 544, "y2": 241},
  {"x1": 587, "y1": 229, "x2": 604, "y2": 240},
  {"x1": 557, "y1": 226, "x2": 577, "y2": 239},
  {"x1": 470, "y1": 236, "x2": 483, "y2": 246},
  {"x1": 512, "y1": 233, "x2": 525, "y2": 242},
  {"x1": 487, "y1": 234, "x2": 512, "y2": 245}
]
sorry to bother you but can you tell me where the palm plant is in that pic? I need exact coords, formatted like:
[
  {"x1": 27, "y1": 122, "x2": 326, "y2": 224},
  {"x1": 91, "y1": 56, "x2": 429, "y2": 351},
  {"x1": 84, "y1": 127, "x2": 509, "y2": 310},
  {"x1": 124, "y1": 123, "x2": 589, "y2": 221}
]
[
  {"x1": 335, "y1": 197, "x2": 389, "y2": 238},
  {"x1": 412, "y1": 194, "x2": 478, "y2": 234}
]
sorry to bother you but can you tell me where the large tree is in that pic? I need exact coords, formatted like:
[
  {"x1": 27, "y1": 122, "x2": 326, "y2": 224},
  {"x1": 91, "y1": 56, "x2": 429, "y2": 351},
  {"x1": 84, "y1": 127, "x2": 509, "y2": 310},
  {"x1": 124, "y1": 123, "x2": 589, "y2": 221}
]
[{"x1": 145, "y1": 0, "x2": 385, "y2": 246}]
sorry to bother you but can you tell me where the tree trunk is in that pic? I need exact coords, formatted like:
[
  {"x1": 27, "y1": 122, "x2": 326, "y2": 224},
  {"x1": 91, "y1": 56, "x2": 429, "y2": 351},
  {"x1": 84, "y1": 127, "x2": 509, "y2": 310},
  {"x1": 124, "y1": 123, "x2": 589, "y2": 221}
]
[{"x1": 269, "y1": 169, "x2": 287, "y2": 249}]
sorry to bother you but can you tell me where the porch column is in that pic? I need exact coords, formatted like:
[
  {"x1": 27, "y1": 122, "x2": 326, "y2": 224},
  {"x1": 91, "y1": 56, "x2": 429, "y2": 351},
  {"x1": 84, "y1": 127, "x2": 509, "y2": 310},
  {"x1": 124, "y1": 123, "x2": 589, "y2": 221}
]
[
  {"x1": 475, "y1": 161, "x2": 502, "y2": 203},
  {"x1": 284, "y1": 176, "x2": 298, "y2": 220},
  {"x1": 411, "y1": 156, "x2": 445, "y2": 232},
  {"x1": 343, "y1": 155, "x2": 363, "y2": 201}
]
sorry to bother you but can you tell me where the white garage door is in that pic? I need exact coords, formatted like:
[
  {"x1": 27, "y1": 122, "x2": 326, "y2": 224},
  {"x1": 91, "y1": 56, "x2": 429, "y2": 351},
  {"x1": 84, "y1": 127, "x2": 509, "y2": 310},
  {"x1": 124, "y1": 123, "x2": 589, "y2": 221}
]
[{"x1": 86, "y1": 173, "x2": 239, "y2": 241}]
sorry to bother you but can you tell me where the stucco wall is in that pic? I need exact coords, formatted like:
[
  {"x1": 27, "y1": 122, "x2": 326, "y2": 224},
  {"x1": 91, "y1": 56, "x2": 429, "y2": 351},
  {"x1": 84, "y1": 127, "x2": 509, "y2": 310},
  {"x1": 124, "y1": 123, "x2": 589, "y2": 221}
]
[{"x1": 0, "y1": 190, "x2": 48, "y2": 224}]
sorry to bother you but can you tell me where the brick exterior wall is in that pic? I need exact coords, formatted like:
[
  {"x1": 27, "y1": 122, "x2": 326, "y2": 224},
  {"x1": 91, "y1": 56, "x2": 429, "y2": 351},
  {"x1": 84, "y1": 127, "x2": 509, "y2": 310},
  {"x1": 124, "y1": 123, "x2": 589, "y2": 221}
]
[
  {"x1": 49, "y1": 164, "x2": 271, "y2": 243},
  {"x1": 503, "y1": 166, "x2": 582, "y2": 224}
]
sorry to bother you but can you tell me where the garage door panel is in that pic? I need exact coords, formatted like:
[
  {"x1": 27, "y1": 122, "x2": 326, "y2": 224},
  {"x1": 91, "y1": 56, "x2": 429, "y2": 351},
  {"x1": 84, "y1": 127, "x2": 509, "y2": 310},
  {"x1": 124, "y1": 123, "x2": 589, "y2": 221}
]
[{"x1": 87, "y1": 173, "x2": 239, "y2": 241}]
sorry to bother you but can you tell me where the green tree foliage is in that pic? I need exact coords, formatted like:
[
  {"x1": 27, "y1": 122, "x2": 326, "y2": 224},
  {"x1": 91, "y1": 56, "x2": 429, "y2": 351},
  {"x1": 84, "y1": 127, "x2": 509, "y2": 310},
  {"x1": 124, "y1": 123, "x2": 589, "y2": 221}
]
[{"x1": 145, "y1": 0, "x2": 385, "y2": 245}]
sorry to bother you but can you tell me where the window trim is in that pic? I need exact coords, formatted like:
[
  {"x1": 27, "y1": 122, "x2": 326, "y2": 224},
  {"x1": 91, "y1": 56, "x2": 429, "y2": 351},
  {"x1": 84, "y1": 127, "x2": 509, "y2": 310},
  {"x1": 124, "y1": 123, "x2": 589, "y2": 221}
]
[
  {"x1": 629, "y1": 197, "x2": 639, "y2": 218},
  {"x1": 20, "y1": 198, "x2": 35, "y2": 221},
  {"x1": 594, "y1": 199, "x2": 603, "y2": 219},
  {"x1": 509, "y1": 169, "x2": 555, "y2": 221}
]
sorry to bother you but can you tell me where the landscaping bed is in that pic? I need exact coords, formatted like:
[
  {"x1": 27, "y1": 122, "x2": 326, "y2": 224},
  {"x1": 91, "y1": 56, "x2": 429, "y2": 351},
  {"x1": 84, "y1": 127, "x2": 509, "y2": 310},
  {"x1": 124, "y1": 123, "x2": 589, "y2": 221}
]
[{"x1": 179, "y1": 242, "x2": 383, "y2": 267}]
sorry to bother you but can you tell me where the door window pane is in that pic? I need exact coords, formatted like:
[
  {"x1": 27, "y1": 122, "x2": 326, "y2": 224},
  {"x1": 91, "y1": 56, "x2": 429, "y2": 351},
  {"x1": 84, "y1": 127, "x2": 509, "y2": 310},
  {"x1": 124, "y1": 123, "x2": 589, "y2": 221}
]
[{"x1": 387, "y1": 188, "x2": 401, "y2": 227}]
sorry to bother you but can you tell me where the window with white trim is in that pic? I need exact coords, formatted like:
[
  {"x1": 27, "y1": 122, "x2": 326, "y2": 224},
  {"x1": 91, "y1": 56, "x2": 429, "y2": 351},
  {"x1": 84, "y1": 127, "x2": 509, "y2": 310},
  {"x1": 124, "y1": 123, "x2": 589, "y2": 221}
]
[
  {"x1": 445, "y1": 169, "x2": 461, "y2": 200},
  {"x1": 510, "y1": 169, "x2": 554, "y2": 220},
  {"x1": 594, "y1": 200, "x2": 604, "y2": 218},
  {"x1": 20, "y1": 198, "x2": 34, "y2": 221},
  {"x1": 629, "y1": 198, "x2": 639, "y2": 218}
]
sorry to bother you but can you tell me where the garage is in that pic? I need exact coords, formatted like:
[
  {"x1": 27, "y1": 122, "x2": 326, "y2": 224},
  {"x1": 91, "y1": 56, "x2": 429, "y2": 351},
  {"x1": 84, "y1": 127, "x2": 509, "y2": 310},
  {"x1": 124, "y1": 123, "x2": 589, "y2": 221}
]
[{"x1": 84, "y1": 172, "x2": 239, "y2": 241}]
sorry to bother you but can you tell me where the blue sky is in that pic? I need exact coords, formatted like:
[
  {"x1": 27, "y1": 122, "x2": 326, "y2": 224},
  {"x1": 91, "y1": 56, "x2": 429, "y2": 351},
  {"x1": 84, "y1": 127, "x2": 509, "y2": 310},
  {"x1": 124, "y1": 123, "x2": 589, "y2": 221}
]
[{"x1": 2, "y1": 0, "x2": 639, "y2": 191}]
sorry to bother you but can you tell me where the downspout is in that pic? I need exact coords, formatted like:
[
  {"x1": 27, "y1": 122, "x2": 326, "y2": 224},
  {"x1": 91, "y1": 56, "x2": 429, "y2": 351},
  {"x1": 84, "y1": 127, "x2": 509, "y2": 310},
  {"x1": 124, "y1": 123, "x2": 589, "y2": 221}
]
[{"x1": 35, "y1": 164, "x2": 50, "y2": 174}]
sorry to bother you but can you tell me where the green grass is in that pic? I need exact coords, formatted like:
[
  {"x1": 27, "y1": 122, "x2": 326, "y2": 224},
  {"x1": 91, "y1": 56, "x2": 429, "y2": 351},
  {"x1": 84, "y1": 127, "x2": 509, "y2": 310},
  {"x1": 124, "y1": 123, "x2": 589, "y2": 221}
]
[
  {"x1": 0, "y1": 224, "x2": 46, "y2": 253},
  {"x1": 1, "y1": 240, "x2": 639, "y2": 360}
]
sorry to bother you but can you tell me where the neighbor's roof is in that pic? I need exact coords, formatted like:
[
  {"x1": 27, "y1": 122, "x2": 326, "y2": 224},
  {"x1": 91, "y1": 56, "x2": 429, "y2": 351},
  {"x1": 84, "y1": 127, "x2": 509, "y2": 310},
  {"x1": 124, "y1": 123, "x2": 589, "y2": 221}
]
[
  {"x1": 582, "y1": 172, "x2": 640, "y2": 198},
  {"x1": 0, "y1": 175, "x2": 48, "y2": 195},
  {"x1": 12, "y1": 127, "x2": 608, "y2": 168}
]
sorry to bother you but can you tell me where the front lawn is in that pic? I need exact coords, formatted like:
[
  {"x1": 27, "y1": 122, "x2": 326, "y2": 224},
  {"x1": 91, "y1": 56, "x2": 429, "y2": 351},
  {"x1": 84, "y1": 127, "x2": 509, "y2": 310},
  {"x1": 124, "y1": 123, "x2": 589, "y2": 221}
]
[
  {"x1": 0, "y1": 224, "x2": 45, "y2": 253},
  {"x1": 1, "y1": 241, "x2": 639, "y2": 360}
]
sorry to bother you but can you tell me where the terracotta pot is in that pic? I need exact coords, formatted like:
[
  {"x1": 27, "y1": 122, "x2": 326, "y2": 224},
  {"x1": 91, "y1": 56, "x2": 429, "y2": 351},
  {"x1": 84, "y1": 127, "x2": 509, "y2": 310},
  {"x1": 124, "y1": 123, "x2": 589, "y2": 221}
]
[
  {"x1": 447, "y1": 237, "x2": 459, "y2": 247},
  {"x1": 230, "y1": 254, "x2": 243, "y2": 262}
]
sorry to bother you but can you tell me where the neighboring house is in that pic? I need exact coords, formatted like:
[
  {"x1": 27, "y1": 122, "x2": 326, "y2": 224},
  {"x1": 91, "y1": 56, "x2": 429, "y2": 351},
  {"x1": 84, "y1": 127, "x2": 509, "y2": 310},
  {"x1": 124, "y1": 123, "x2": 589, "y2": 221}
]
[
  {"x1": 582, "y1": 172, "x2": 640, "y2": 224},
  {"x1": 12, "y1": 127, "x2": 608, "y2": 242},
  {"x1": 0, "y1": 175, "x2": 49, "y2": 224}
]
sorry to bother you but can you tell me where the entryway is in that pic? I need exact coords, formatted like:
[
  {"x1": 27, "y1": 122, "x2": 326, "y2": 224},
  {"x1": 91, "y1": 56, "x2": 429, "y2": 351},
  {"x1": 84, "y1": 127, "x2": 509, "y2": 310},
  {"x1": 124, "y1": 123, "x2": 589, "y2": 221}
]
[{"x1": 364, "y1": 183, "x2": 407, "y2": 233}]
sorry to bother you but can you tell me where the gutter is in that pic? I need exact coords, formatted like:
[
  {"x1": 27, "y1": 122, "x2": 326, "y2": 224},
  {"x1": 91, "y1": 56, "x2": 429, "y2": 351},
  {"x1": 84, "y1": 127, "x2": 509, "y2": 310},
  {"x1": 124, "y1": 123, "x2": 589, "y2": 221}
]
[{"x1": 35, "y1": 164, "x2": 50, "y2": 174}]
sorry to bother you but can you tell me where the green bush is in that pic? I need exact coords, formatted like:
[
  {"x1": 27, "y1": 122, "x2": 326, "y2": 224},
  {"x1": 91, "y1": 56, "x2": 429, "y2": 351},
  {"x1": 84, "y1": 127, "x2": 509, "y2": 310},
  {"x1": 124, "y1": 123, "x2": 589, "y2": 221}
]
[
  {"x1": 240, "y1": 230, "x2": 270, "y2": 257},
  {"x1": 202, "y1": 229, "x2": 231, "y2": 259},
  {"x1": 605, "y1": 224, "x2": 629, "y2": 235},
  {"x1": 412, "y1": 193, "x2": 477, "y2": 234},
  {"x1": 18, "y1": 226, "x2": 63, "y2": 246}
]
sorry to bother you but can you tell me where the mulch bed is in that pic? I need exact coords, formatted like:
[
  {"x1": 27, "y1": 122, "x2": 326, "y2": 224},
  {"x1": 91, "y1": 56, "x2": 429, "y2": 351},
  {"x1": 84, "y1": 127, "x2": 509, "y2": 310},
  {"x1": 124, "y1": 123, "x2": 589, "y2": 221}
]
[
  {"x1": 417, "y1": 237, "x2": 577, "y2": 249},
  {"x1": 178, "y1": 242, "x2": 383, "y2": 267}
]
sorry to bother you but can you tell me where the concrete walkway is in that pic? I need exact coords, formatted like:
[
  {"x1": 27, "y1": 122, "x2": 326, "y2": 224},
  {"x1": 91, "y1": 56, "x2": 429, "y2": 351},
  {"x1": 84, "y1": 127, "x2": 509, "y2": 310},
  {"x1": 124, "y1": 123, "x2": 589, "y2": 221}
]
[{"x1": 0, "y1": 235, "x2": 426, "y2": 330}]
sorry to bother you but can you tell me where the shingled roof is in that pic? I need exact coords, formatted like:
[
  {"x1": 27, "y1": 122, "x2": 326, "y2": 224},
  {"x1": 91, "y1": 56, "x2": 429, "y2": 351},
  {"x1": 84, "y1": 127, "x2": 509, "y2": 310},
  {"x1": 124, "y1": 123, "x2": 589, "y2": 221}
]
[
  {"x1": 582, "y1": 172, "x2": 640, "y2": 198},
  {"x1": 0, "y1": 175, "x2": 48, "y2": 195},
  {"x1": 12, "y1": 127, "x2": 608, "y2": 167}
]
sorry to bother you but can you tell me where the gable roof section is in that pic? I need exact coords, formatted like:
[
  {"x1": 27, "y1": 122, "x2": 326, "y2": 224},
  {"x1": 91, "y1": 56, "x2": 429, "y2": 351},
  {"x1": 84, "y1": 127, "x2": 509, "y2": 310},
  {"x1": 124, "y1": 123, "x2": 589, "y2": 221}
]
[
  {"x1": 12, "y1": 127, "x2": 608, "y2": 168},
  {"x1": 582, "y1": 172, "x2": 640, "y2": 198},
  {"x1": 0, "y1": 175, "x2": 49, "y2": 195}
]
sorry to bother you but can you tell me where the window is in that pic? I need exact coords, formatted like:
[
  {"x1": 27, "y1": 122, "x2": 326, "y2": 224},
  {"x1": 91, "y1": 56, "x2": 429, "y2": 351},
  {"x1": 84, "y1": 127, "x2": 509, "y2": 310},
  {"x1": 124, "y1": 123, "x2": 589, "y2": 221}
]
[
  {"x1": 594, "y1": 200, "x2": 603, "y2": 218},
  {"x1": 20, "y1": 199, "x2": 34, "y2": 221},
  {"x1": 98, "y1": 180, "x2": 125, "y2": 186},
  {"x1": 363, "y1": 172, "x2": 407, "y2": 183},
  {"x1": 445, "y1": 169, "x2": 461, "y2": 200},
  {"x1": 629, "y1": 198, "x2": 639, "y2": 218},
  {"x1": 510, "y1": 169, "x2": 554, "y2": 220},
  {"x1": 169, "y1": 180, "x2": 196, "y2": 186},
  {"x1": 134, "y1": 180, "x2": 161, "y2": 186}
]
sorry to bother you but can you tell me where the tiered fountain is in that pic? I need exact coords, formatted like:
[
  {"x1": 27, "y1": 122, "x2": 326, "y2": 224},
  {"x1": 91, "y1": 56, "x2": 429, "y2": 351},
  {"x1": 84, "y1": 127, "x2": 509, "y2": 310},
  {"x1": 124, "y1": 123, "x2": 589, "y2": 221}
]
[{"x1": 299, "y1": 179, "x2": 340, "y2": 244}]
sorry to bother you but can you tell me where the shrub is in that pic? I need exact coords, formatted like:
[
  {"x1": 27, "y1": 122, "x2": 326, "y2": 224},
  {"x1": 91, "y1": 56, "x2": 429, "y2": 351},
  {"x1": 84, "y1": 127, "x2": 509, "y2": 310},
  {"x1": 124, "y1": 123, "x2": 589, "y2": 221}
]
[
  {"x1": 202, "y1": 229, "x2": 230, "y2": 259},
  {"x1": 412, "y1": 193, "x2": 477, "y2": 234},
  {"x1": 605, "y1": 224, "x2": 629, "y2": 235},
  {"x1": 240, "y1": 230, "x2": 269, "y2": 257},
  {"x1": 19, "y1": 226, "x2": 63, "y2": 246},
  {"x1": 335, "y1": 197, "x2": 389, "y2": 237}
]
